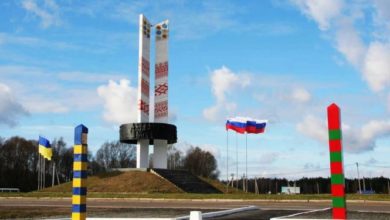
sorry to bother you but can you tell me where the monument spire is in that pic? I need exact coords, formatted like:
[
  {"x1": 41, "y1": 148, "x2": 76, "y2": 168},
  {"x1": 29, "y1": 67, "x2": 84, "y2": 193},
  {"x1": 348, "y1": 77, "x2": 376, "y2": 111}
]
[
  {"x1": 120, "y1": 14, "x2": 176, "y2": 170},
  {"x1": 153, "y1": 19, "x2": 169, "y2": 168},
  {"x1": 136, "y1": 14, "x2": 151, "y2": 168}
]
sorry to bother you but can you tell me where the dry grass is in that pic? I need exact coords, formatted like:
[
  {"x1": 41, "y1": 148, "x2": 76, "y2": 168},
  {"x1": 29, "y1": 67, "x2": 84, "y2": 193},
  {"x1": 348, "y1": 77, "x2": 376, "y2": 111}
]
[
  {"x1": 199, "y1": 177, "x2": 243, "y2": 194},
  {"x1": 43, "y1": 171, "x2": 182, "y2": 193}
]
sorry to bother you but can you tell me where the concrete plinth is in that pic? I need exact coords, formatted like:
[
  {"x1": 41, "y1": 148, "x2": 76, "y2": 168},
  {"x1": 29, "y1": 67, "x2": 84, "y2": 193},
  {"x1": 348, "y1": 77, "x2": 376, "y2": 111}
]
[
  {"x1": 153, "y1": 140, "x2": 167, "y2": 169},
  {"x1": 137, "y1": 140, "x2": 149, "y2": 168}
]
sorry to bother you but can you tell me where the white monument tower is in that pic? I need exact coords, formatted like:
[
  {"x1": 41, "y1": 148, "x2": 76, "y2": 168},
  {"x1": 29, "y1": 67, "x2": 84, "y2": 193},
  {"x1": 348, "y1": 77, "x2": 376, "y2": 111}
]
[
  {"x1": 136, "y1": 14, "x2": 152, "y2": 168},
  {"x1": 153, "y1": 20, "x2": 169, "y2": 168},
  {"x1": 120, "y1": 14, "x2": 175, "y2": 169}
]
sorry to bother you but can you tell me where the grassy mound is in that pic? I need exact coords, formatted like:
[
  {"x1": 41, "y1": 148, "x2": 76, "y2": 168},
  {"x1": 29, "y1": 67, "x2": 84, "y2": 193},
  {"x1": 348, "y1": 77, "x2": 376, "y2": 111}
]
[
  {"x1": 199, "y1": 177, "x2": 243, "y2": 194},
  {"x1": 43, "y1": 171, "x2": 182, "y2": 193}
]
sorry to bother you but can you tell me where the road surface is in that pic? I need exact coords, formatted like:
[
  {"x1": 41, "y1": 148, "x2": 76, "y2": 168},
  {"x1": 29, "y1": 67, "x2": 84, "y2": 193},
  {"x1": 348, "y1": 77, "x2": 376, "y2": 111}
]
[
  {"x1": 1, "y1": 197, "x2": 389, "y2": 211},
  {"x1": 0, "y1": 197, "x2": 389, "y2": 219}
]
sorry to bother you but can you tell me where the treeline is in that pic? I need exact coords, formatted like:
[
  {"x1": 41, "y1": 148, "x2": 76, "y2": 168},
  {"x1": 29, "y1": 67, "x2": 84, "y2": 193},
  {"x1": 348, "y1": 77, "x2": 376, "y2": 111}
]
[
  {"x1": 0, "y1": 136, "x2": 137, "y2": 192},
  {"x1": 0, "y1": 136, "x2": 219, "y2": 192},
  {"x1": 226, "y1": 176, "x2": 390, "y2": 194},
  {"x1": 167, "y1": 145, "x2": 219, "y2": 179}
]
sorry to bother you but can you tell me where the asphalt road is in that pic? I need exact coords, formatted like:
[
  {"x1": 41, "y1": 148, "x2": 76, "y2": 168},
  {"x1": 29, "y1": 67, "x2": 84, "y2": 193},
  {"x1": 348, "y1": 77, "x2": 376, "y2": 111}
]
[{"x1": 1, "y1": 197, "x2": 389, "y2": 212}]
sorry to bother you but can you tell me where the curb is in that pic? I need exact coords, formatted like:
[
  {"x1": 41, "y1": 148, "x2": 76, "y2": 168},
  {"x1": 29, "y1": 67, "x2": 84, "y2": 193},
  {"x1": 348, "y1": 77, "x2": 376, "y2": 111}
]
[
  {"x1": 1, "y1": 197, "x2": 390, "y2": 204},
  {"x1": 176, "y1": 205, "x2": 258, "y2": 220}
]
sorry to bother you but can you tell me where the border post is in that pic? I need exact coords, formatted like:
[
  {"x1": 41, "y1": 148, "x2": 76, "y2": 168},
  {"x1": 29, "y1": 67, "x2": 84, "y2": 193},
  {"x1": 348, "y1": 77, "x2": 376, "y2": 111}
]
[
  {"x1": 72, "y1": 124, "x2": 88, "y2": 220},
  {"x1": 327, "y1": 104, "x2": 347, "y2": 219}
]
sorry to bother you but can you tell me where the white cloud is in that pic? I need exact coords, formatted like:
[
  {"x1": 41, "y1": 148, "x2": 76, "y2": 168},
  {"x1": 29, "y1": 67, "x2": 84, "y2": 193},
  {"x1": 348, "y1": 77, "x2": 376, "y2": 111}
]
[
  {"x1": 21, "y1": 0, "x2": 61, "y2": 28},
  {"x1": 203, "y1": 67, "x2": 315, "y2": 123},
  {"x1": 57, "y1": 71, "x2": 127, "y2": 83},
  {"x1": 365, "y1": 157, "x2": 378, "y2": 164},
  {"x1": 81, "y1": 1, "x2": 293, "y2": 40},
  {"x1": 0, "y1": 32, "x2": 79, "y2": 50},
  {"x1": 258, "y1": 152, "x2": 279, "y2": 164},
  {"x1": 291, "y1": 0, "x2": 344, "y2": 30},
  {"x1": 303, "y1": 163, "x2": 321, "y2": 170},
  {"x1": 363, "y1": 42, "x2": 390, "y2": 92},
  {"x1": 335, "y1": 19, "x2": 367, "y2": 67},
  {"x1": 0, "y1": 83, "x2": 28, "y2": 126},
  {"x1": 203, "y1": 105, "x2": 220, "y2": 122},
  {"x1": 210, "y1": 66, "x2": 250, "y2": 103},
  {"x1": 203, "y1": 66, "x2": 250, "y2": 122},
  {"x1": 97, "y1": 79, "x2": 138, "y2": 125},
  {"x1": 373, "y1": 0, "x2": 390, "y2": 27},
  {"x1": 199, "y1": 144, "x2": 221, "y2": 159},
  {"x1": 23, "y1": 98, "x2": 68, "y2": 113},
  {"x1": 291, "y1": 0, "x2": 390, "y2": 115},
  {"x1": 297, "y1": 115, "x2": 390, "y2": 153},
  {"x1": 296, "y1": 115, "x2": 327, "y2": 143},
  {"x1": 291, "y1": 0, "x2": 390, "y2": 125},
  {"x1": 0, "y1": 64, "x2": 107, "y2": 115},
  {"x1": 290, "y1": 87, "x2": 311, "y2": 103}
]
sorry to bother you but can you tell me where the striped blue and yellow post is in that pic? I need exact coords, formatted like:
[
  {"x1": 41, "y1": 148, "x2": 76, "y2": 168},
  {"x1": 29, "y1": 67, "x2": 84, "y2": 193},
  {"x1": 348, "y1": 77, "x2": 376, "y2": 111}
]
[{"x1": 72, "y1": 124, "x2": 88, "y2": 220}]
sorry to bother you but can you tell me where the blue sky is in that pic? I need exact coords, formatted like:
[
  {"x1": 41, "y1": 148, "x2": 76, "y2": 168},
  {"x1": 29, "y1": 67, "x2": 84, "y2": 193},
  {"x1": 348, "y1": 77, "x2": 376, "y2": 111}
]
[{"x1": 1, "y1": 0, "x2": 390, "y2": 180}]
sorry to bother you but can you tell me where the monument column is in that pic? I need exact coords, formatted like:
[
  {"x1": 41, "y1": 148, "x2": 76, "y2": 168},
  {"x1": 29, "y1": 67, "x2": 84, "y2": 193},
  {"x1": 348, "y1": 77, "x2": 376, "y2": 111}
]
[
  {"x1": 153, "y1": 20, "x2": 169, "y2": 169},
  {"x1": 120, "y1": 15, "x2": 176, "y2": 170},
  {"x1": 136, "y1": 14, "x2": 151, "y2": 168}
]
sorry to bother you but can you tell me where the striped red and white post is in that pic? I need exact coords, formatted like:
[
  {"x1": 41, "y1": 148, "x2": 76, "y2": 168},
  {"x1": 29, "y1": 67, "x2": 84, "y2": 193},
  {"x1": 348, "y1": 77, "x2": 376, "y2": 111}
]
[{"x1": 327, "y1": 103, "x2": 347, "y2": 219}]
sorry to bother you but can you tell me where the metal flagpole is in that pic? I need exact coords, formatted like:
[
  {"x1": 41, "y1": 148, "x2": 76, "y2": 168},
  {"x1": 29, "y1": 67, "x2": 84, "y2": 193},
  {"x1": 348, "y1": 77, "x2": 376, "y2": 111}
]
[
  {"x1": 356, "y1": 162, "x2": 362, "y2": 194},
  {"x1": 363, "y1": 176, "x2": 366, "y2": 192},
  {"x1": 226, "y1": 129, "x2": 229, "y2": 193},
  {"x1": 236, "y1": 132, "x2": 238, "y2": 189},
  {"x1": 37, "y1": 154, "x2": 40, "y2": 190},
  {"x1": 56, "y1": 169, "x2": 60, "y2": 185},
  {"x1": 43, "y1": 158, "x2": 46, "y2": 188},
  {"x1": 388, "y1": 180, "x2": 390, "y2": 194},
  {"x1": 42, "y1": 156, "x2": 44, "y2": 189},
  {"x1": 242, "y1": 174, "x2": 245, "y2": 192},
  {"x1": 255, "y1": 177, "x2": 258, "y2": 194},
  {"x1": 40, "y1": 156, "x2": 43, "y2": 189},
  {"x1": 245, "y1": 132, "x2": 248, "y2": 193},
  {"x1": 40, "y1": 156, "x2": 42, "y2": 189},
  {"x1": 52, "y1": 162, "x2": 55, "y2": 187}
]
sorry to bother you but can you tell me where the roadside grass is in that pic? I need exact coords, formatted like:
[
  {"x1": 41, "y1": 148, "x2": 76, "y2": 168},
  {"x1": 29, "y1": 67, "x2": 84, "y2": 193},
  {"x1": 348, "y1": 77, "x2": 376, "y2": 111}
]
[
  {"x1": 0, "y1": 192, "x2": 389, "y2": 201},
  {"x1": 198, "y1": 176, "x2": 243, "y2": 194},
  {"x1": 2, "y1": 171, "x2": 388, "y2": 201}
]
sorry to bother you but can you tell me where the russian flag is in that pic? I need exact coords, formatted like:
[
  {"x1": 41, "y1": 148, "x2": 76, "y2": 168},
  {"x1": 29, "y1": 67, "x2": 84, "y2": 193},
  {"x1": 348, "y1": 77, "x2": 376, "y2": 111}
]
[
  {"x1": 226, "y1": 117, "x2": 267, "y2": 134},
  {"x1": 246, "y1": 120, "x2": 267, "y2": 134},
  {"x1": 226, "y1": 117, "x2": 247, "y2": 134}
]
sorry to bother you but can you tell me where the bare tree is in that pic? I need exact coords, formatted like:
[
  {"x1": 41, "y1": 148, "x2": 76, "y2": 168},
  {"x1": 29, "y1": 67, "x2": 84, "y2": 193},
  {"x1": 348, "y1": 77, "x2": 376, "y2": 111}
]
[
  {"x1": 167, "y1": 145, "x2": 183, "y2": 170},
  {"x1": 95, "y1": 141, "x2": 136, "y2": 170},
  {"x1": 183, "y1": 146, "x2": 219, "y2": 179}
]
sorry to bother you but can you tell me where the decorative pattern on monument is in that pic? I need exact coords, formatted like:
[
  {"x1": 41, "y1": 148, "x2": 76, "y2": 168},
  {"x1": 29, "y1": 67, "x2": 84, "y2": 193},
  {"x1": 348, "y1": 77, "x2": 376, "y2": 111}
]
[{"x1": 155, "y1": 101, "x2": 168, "y2": 118}]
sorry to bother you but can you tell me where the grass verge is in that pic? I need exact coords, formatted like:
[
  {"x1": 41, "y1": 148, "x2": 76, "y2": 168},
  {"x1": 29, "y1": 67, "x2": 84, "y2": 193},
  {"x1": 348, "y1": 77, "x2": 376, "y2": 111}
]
[{"x1": 0, "y1": 192, "x2": 389, "y2": 201}]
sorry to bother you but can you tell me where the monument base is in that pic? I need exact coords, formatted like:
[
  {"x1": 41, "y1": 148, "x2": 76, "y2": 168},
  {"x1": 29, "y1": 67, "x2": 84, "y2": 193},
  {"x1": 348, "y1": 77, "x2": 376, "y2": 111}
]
[{"x1": 119, "y1": 122, "x2": 177, "y2": 169}]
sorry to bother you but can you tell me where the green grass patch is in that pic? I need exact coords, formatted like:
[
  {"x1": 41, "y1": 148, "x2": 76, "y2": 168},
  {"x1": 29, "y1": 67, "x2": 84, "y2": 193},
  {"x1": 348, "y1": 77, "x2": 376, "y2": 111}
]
[{"x1": 1, "y1": 192, "x2": 389, "y2": 201}]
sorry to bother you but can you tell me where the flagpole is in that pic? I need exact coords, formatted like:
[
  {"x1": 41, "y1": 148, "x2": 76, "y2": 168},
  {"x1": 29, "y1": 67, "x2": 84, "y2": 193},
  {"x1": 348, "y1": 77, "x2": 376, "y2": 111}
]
[
  {"x1": 52, "y1": 162, "x2": 55, "y2": 187},
  {"x1": 43, "y1": 158, "x2": 46, "y2": 188},
  {"x1": 40, "y1": 155, "x2": 42, "y2": 190},
  {"x1": 37, "y1": 154, "x2": 40, "y2": 190},
  {"x1": 235, "y1": 132, "x2": 238, "y2": 189},
  {"x1": 226, "y1": 129, "x2": 229, "y2": 193},
  {"x1": 39, "y1": 155, "x2": 43, "y2": 190},
  {"x1": 245, "y1": 132, "x2": 248, "y2": 193},
  {"x1": 40, "y1": 155, "x2": 43, "y2": 190}
]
